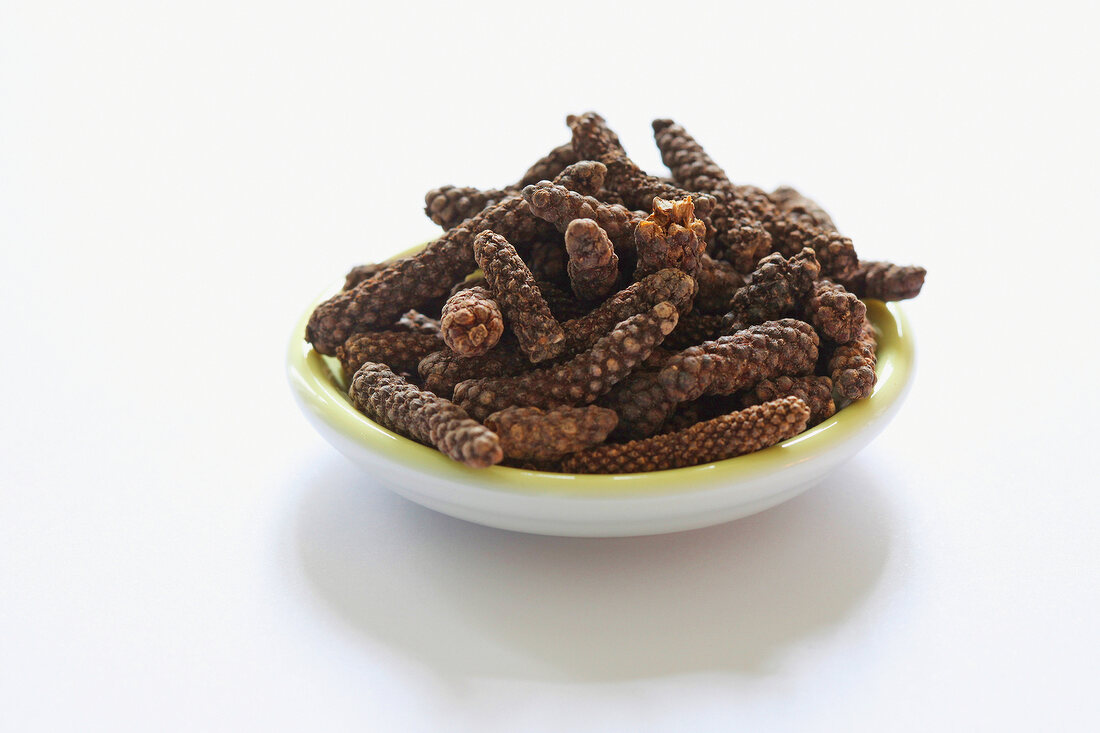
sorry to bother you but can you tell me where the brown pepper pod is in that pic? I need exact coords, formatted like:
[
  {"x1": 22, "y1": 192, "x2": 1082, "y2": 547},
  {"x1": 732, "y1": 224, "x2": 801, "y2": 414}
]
[
  {"x1": 568, "y1": 111, "x2": 716, "y2": 217},
  {"x1": 828, "y1": 319, "x2": 877, "y2": 401},
  {"x1": 424, "y1": 185, "x2": 512, "y2": 229},
  {"x1": 560, "y1": 268, "x2": 697, "y2": 353},
  {"x1": 348, "y1": 362, "x2": 503, "y2": 468},
  {"x1": 452, "y1": 301, "x2": 679, "y2": 421},
  {"x1": 343, "y1": 263, "x2": 386, "y2": 291},
  {"x1": 598, "y1": 369, "x2": 681, "y2": 439},
  {"x1": 805, "y1": 280, "x2": 867, "y2": 344},
  {"x1": 522, "y1": 180, "x2": 643, "y2": 255},
  {"x1": 417, "y1": 343, "x2": 532, "y2": 398},
  {"x1": 769, "y1": 186, "x2": 836, "y2": 230},
  {"x1": 742, "y1": 375, "x2": 836, "y2": 426},
  {"x1": 565, "y1": 218, "x2": 619, "y2": 301},
  {"x1": 723, "y1": 248, "x2": 821, "y2": 332},
  {"x1": 651, "y1": 118, "x2": 775, "y2": 271},
  {"x1": 658, "y1": 318, "x2": 820, "y2": 403},
  {"x1": 306, "y1": 163, "x2": 605, "y2": 356},
  {"x1": 634, "y1": 197, "x2": 708, "y2": 279},
  {"x1": 474, "y1": 230, "x2": 565, "y2": 362},
  {"x1": 560, "y1": 396, "x2": 810, "y2": 474},
  {"x1": 517, "y1": 142, "x2": 582, "y2": 188},
  {"x1": 440, "y1": 286, "x2": 505, "y2": 357},
  {"x1": 306, "y1": 194, "x2": 543, "y2": 355},
  {"x1": 694, "y1": 255, "x2": 746, "y2": 314},
  {"x1": 663, "y1": 312, "x2": 727, "y2": 350},
  {"x1": 832, "y1": 260, "x2": 927, "y2": 301},
  {"x1": 335, "y1": 331, "x2": 442, "y2": 377},
  {"x1": 767, "y1": 216, "x2": 858, "y2": 280},
  {"x1": 484, "y1": 405, "x2": 618, "y2": 461}
]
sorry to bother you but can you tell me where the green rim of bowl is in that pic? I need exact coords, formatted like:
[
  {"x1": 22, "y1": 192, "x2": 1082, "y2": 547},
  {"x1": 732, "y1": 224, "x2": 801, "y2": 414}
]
[{"x1": 288, "y1": 251, "x2": 915, "y2": 497}]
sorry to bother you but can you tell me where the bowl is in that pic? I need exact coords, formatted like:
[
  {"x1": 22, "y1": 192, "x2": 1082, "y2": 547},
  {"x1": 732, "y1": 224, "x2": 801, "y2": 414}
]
[{"x1": 288, "y1": 258, "x2": 915, "y2": 537}]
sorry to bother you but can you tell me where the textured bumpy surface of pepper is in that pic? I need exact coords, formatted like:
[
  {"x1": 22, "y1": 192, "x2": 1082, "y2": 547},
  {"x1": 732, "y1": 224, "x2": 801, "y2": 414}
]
[
  {"x1": 535, "y1": 279, "x2": 592, "y2": 321},
  {"x1": 348, "y1": 363, "x2": 503, "y2": 468},
  {"x1": 424, "y1": 185, "x2": 512, "y2": 229},
  {"x1": 634, "y1": 197, "x2": 708, "y2": 279},
  {"x1": 343, "y1": 263, "x2": 385, "y2": 291},
  {"x1": 560, "y1": 268, "x2": 696, "y2": 353},
  {"x1": 453, "y1": 301, "x2": 679, "y2": 420},
  {"x1": 568, "y1": 112, "x2": 715, "y2": 216},
  {"x1": 565, "y1": 218, "x2": 619, "y2": 301},
  {"x1": 522, "y1": 180, "x2": 643, "y2": 255},
  {"x1": 517, "y1": 142, "x2": 581, "y2": 188},
  {"x1": 833, "y1": 260, "x2": 927, "y2": 301},
  {"x1": 336, "y1": 331, "x2": 442, "y2": 377},
  {"x1": 651, "y1": 118, "x2": 775, "y2": 271},
  {"x1": 484, "y1": 405, "x2": 618, "y2": 461},
  {"x1": 769, "y1": 186, "x2": 835, "y2": 229},
  {"x1": 664, "y1": 312, "x2": 727, "y2": 350},
  {"x1": 742, "y1": 375, "x2": 836, "y2": 426},
  {"x1": 658, "y1": 318, "x2": 820, "y2": 403},
  {"x1": 767, "y1": 215, "x2": 858, "y2": 279},
  {"x1": 440, "y1": 286, "x2": 505, "y2": 357},
  {"x1": 560, "y1": 396, "x2": 810, "y2": 473},
  {"x1": 694, "y1": 255, "x2": 746, "y2": 314},
  {"x1": 598, "y1": 369, "x2": 681, "y2": 438},
  {"x1": 474, "y1": 230, "x2": 565, "y2": 362},
  {"x1": 306, "y1": 194, "x2": 543, "y2": 355},
  {"x1": 805, "y1": 280, "x2": 866, "y2": 344},
  {"x1": 417, "y1": 343, "x2": 532, "y2": 397},
  {"x1": 723, "y1": 248, "x2": 821, "y2": 331},
  {"x1": 829, "y1": 319, "x2": 878, "y2": 401}
]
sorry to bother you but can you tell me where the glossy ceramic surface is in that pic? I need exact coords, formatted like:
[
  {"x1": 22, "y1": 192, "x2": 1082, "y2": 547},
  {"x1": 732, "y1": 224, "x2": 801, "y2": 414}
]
[{"x1": 288, "y1": 262, "x2": 915, "y2": 536}]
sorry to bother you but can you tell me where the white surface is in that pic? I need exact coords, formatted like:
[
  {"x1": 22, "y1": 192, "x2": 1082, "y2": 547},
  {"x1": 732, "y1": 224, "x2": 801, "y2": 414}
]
[{"x1": 2, "y1": 1, "x2": 1098, "y2": 731}]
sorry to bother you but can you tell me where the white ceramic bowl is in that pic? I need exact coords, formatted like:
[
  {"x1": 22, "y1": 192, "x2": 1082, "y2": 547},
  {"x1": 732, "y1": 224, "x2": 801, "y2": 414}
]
[{"x1": 288, "y1": 284, "x2": 914, "y2": 537}]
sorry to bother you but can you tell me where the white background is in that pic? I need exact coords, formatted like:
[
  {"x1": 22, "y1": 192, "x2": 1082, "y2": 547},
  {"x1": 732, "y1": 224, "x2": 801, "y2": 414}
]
[{"x1": 3, "y1": 1, "x2": 1099, "y2": 730}]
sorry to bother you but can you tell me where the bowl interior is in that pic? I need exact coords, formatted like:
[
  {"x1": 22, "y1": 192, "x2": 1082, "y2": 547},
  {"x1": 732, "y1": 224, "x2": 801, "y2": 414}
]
[{"x1": 288, "y1": 281, "x2": 914, "y2": 497}]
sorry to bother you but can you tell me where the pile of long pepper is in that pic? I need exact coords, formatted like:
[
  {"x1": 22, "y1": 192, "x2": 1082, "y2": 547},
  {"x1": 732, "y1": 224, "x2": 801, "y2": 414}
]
[{"x1": 306, "y1": 113, "x2": 926, "y2": 473}]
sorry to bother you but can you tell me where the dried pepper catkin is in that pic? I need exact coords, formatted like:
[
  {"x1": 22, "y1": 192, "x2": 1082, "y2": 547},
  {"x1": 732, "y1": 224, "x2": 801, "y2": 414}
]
[
  {"x1": 306, "y1": 195, "x2": 538, "y2": 354},
  {"x1": 598, "y1": 369, "x2": 681, "y2": 438},
  {"x1": 440, "y1": 286, "x2": 504, "y2": 357},
  {"x1": 805, "y1": 280, "x2": 866, "y2": 344},
  {"x1": 565, "y1": 218, "x2": 619, "y2": 301},
  {"x1": 306, "y1": 162, "x2": 606, "y2": 355},
  {"x1": 832, "y1": 260, "x2": 926, "y2": 301},
  {"x1": 349, "y1": 363, "x2": 503, "y2": 468},
  {"x1": 336, "y1": 331, "x2": 442, "y2": 376},
  {"x1": 560, "y1": 397, "x2": 810, "y2": 474},
  {"x1": 664, "y1": 312, "x2": 726, "y2": 350},
  {"x1": 829, "y1": 319, "x2": 877, "y2": 401},
  {"x1": 769, "y1": 186, "x2": 835, "y2": 229},
  {"x1": 517, "y1": 142, "x2": 581, "y2": 187},
  {"x1": 723, "y1": 248, "x2": 821, "y2": 332},
  {"x1": 417, "y1": 344, "x2": 532, "y2": 398},
  {"x1": 560, "y1": 268, "x2": 696, "y2": 353},
  {"x1": 522, "y1": 180, "x2": 643, "y2": 255},
  {"x1": 343, "y1": 263, "x2": 385, "y2": 291},
  {"x1": 568, "y1": 111, "x2": 715, "y2": 216},
  {"x1": 658, "y1": 319, "x2": 820, "y2": 403},
  {"x1": 453, "y1": 302, "x2": 679, "y2": 421},
  {"x1": 424, "y1": 185, "x2": 512, "y2": 229},
  {"x1": 651, "y1": 118, "x2": 775, "y2": 271},
  {"x1": 474, "y1": 230, "x2": 565, "y2": 362},
  {"x1": 634, "y1": 197, "x2": 708, "y2": 279},
  {"x1": 742, "y1": 375, "x2": 836, "y2": 426},
  {"x1": 484, "y1": 405, "x2": 618, "y2": 461},
  {"x1": 694, "y1": 256, "x2": 746, "y2": 314}
]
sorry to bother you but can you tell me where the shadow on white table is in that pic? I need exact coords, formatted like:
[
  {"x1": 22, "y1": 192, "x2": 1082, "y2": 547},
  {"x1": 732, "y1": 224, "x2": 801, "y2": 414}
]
[{"x1": 292, "y1": 456, "x2": 895, "y2": 682}]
